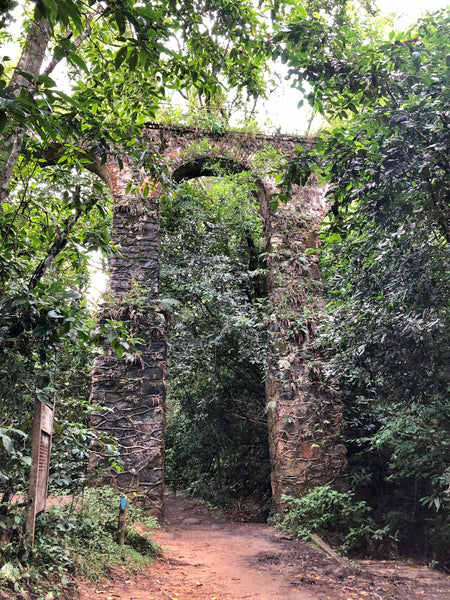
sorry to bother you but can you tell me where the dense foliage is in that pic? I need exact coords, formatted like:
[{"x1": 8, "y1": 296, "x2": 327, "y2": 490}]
[
  {"x1": 277, "y1": 487, "x2": 385, "y2": 555},
  {"x1": 0, "y1": 165, "x2": 114, "y2": 498},
  {"x1": 0, "y1": 0, "x2": 274, "y2": 487},
  {"x1": 161, "y1": 172, "x2": 271, "y2": 516},
  {"x1": 0, "y1": 487, "x2": 159, "y2": 598},
  {"x1": 0, "y1": 0, "x2": 274, "y2": 592},
  {"x1": 277, "y1": 7, "x2": 450, "y2": 564}
]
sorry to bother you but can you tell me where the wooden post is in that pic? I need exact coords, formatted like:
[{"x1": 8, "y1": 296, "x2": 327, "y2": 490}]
[
  {"x1": 118, "y1": 497, "x2": 127, "y2": 546},
  {"x1": 25, "y1": 400, "x2": 54, "y2": 547}
]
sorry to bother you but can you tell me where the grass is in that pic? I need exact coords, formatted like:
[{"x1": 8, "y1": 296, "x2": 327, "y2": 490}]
[{"x1": 0, "y1": 487, "x2": 161, "y2": 600}]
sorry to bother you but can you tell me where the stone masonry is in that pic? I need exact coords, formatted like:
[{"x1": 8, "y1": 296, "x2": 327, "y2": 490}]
[{"x1": 90, "y1": 124, "x2": 347, "y2": 517}]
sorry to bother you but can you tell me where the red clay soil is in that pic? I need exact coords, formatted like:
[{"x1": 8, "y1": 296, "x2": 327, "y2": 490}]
[{"x1": 78, "y1": 494, "x2": 450, "y2": 600}]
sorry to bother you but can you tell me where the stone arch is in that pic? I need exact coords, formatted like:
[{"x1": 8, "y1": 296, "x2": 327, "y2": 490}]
[
  {"x1": 90, "y1": 125, "x2": 347, "y2": 519},
  {"x1": 170, "y1": 155, "x2": 270, "y2": 249}
]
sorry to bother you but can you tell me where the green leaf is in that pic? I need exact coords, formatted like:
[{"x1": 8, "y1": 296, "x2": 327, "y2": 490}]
[
  {"x1": 36, "y1": 388, "x2": 49, "y2": 403},
  {"x1": 114, "y1": 46, "x2": 128, "y2": 70},
  {"x1": 68, "y1": 52, "x2": 88, "y2": 73},
  {"x1": 0, "y1": 433, "x2": 13, "y2": 455},
  {"x1": 129, "y1": 49, "x2": 139, "y2": 71},
  {"x1": 62, "y1": 290, "x2": 82, "y2": 300},
  {"x1": 61, "y1": 0, "x2": 83, "y2": 33},
  {"x1": 14, "y1": 69, "x2": 34, "y2": 82},
  {"x1": 33, "y1": 323, "x2": 52, "y2": 338},
  {"x1": 36, "y1": 74, "x2": 57, "y2": 87},
  {"x1": 115, "y1": 11, "x2": 126, "y2": 35},
  {"x1": 0, "y1": 562, "x2": 19, "y2": 582}
]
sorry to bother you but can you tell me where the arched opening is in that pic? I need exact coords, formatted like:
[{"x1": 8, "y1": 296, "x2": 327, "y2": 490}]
[
  {"x1": 88, "y1": 127, "x2": 348, "y2": 518},
  {"x1": 161, "y1": 157, "x2": 272, "y2": 519}
]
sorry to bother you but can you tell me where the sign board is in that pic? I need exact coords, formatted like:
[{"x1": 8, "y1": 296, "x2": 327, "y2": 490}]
[{"x1": 25, "y1": 400, "x2": 54, "y2": 545}]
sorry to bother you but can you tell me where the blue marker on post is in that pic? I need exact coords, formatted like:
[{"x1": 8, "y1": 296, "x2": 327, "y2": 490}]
[{"x1": 118, "y1": 496, "x2": 128, "y2": 545}]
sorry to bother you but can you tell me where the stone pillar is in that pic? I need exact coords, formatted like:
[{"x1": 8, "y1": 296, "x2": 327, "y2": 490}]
[
  {"x1": 265, "y1": 182, "x2": 347, "y2": 511},
  {"x1": 90, "y1": 159, "x2": 166, "y2": 519}
]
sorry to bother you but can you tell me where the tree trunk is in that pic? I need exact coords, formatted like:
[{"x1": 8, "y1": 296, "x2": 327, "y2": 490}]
[{"x1": 0, "y1": 10, "x2": 50, "y2": 208}]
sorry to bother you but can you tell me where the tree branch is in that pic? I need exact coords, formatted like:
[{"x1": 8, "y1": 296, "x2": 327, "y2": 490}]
[
  {"x1": 43, "y1": 17, "x2": 94, "y2": 77},
  {"x1": 28, "y1": 185, "x2": 101, "y2": 290}
]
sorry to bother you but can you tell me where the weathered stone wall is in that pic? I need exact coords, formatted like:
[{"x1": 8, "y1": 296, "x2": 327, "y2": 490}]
[
  {"x1": 265, "y1": 182, "x2": 347, "y2": 510},
  {"x1": 90, "y1": 157, "x2": 166, "y2": 518},
  {"x1": 90, "y1": 125, "x2": 347, "y2": 516}
]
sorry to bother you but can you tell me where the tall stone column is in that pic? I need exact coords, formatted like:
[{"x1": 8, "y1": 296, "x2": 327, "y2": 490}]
[
  {"x1": 265, "y1": 182, "x2": 347, "y2": 511},
  {"x1": 90, "y1": 158, "x2": 166, "y2": 518}
]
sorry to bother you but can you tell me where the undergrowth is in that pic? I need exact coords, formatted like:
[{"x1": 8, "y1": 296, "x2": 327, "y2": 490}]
[
  {"x1": 274, "y1": 486, "x2": 396, "y2": 556},
  {"x1": 0, "y1": 487, "x2": 160, "y2": 600}
]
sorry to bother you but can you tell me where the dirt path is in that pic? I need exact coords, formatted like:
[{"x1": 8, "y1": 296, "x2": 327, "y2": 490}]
[{"x1": 78, "y1": 495, "x2": 450, "y2": 600}]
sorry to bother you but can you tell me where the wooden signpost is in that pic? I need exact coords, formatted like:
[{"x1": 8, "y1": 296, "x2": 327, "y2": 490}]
[{"x1": 25, "y1": 400, "x2": 54, "y2": 547}]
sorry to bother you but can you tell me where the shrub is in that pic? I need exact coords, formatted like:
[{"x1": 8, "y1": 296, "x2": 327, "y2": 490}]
[
  {"x1": 278, "y1": 486, "x2": 393, "y2": 554},
  {"x1": 0, "y1": 487, "x2": 160, "y2": 599}
]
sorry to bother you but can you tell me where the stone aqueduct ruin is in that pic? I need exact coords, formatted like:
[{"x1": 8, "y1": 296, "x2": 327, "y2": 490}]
[{"x1": 90, "y1": 124, "x2": 347, "y2": 518}]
